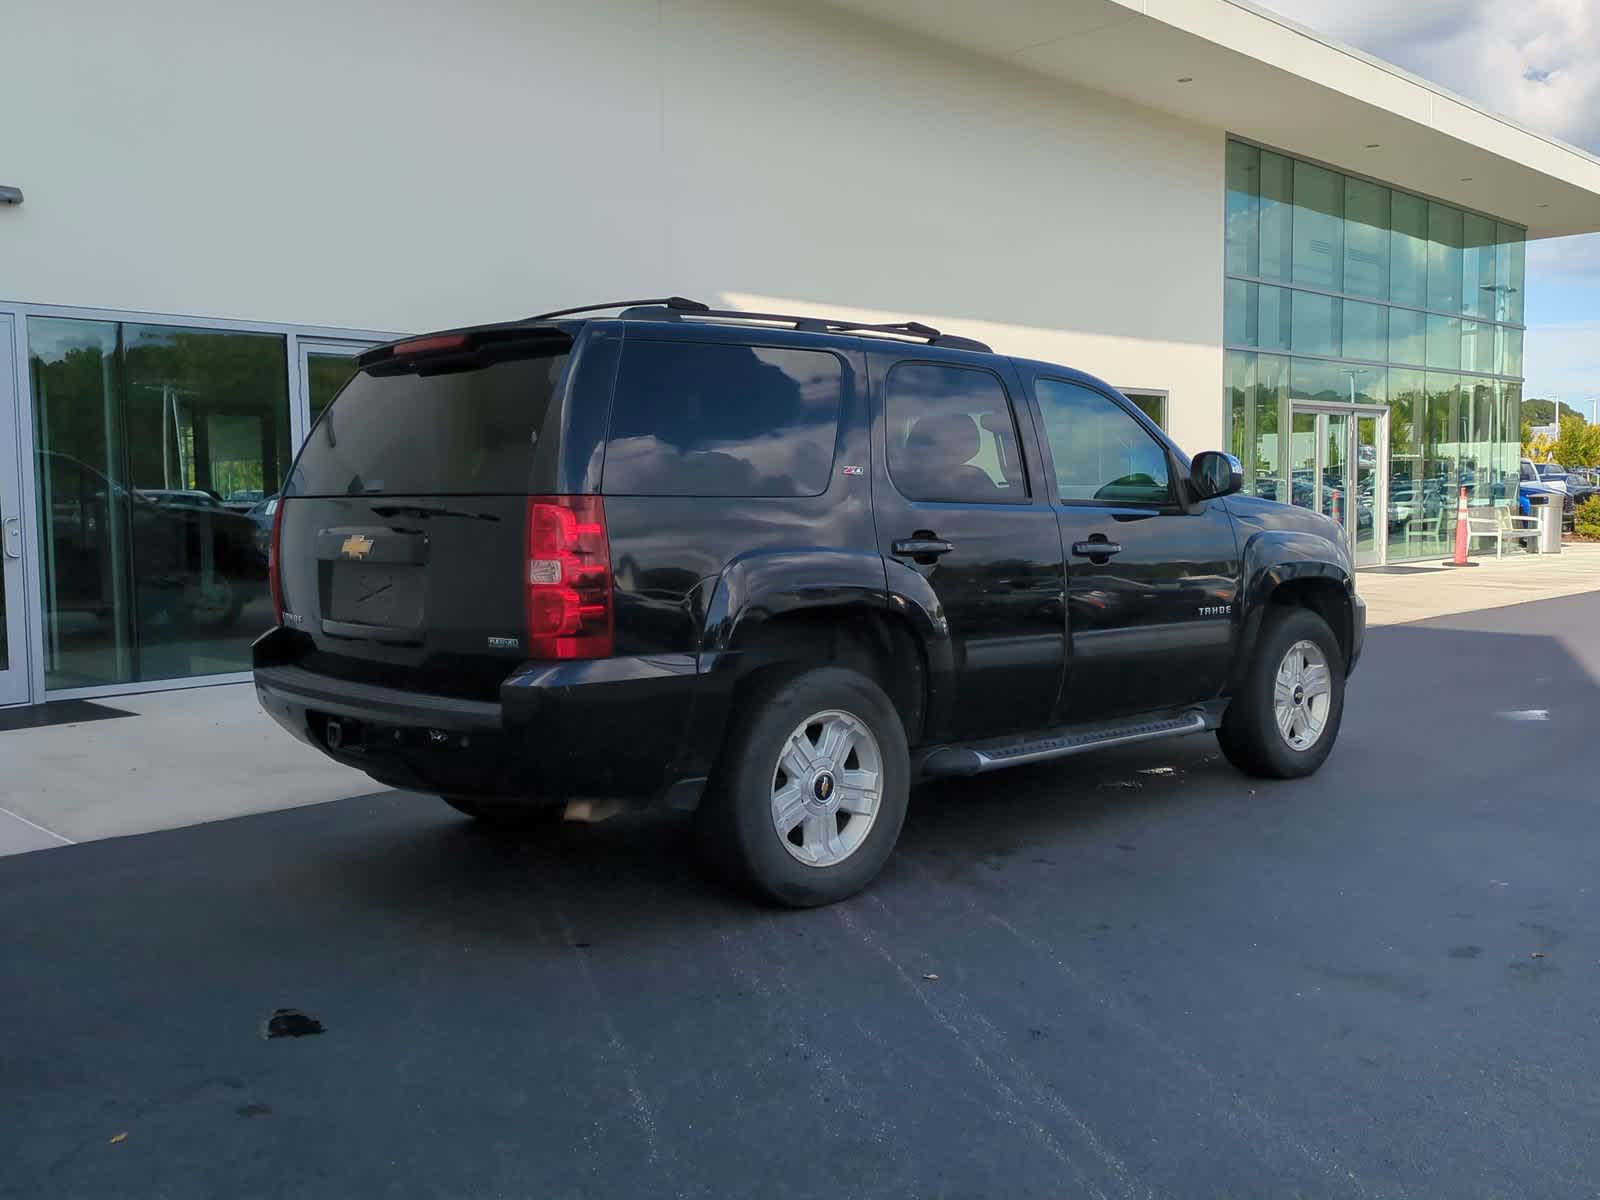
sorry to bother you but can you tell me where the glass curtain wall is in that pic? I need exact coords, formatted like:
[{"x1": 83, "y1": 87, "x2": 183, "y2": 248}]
[
  {"x1": 30, "y1": 319, "x2": 289, "y2": 689},
  {"x1": 1224, "y1": 139, "x2": 1526, "y2": 561}
]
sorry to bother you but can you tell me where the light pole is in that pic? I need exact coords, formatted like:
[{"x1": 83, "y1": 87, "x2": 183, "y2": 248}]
[{"x1": 1341, "y1": 367, "x2": 1369, "y2": 405}]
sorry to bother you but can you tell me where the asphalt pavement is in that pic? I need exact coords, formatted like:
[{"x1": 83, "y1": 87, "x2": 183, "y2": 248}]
[{"x1": 4, "y1": 591, "x2": 1600, "y2": 1199}]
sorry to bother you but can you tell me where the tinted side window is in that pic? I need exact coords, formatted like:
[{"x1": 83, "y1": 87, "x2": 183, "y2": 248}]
[
  {"x1": 884, "y1": 363, "x2": 1027, "y2": 504},
  {"x1": 1034, "y1": 379, "x2": 1174, "y2": 505},
  {"x1": 603, "y1": 341, "x2": 841, "y2": 497}
]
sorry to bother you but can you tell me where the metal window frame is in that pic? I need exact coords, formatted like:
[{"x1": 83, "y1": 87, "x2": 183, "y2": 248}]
[
  {"x1": 0, "y1": 298, "x2": 398, "y2": 705},
  {"x1": 1117, "y1": 387, "x2": 1168, "y2": 430}
]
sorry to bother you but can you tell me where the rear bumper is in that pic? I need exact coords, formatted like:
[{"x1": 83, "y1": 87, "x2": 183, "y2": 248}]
[{"x1": 253, "y1": 633, "x2": 727, "y2": 803}]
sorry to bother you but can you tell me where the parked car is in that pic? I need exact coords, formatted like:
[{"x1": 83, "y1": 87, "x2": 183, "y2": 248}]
[
  {"x1": 1562, "y1": 467, "x2": 1600, "y2": 512},
  {"x1": 40, "y1": 452, "x2": 267, "y2": 630},
  {"x1": 1520, "y1": 459, "x2": 1576, "y2": 530},
  {"x1": 254, "y1": 298, "x2": 1364, "y2": 906}
]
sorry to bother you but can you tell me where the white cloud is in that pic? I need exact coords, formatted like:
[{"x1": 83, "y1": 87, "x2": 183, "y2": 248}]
[
  {"x1": 1257, "y1": 0, "x2": 1600, "y2": 152},
  {"x1": 1258, "y1": 1, "x2": 1600, "y2": 394}
]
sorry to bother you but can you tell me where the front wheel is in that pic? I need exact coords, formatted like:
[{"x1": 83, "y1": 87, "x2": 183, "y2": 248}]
[
  {"x1": 1218, "y1": 606, "x2": 1345, "y2": 779},
  {"x1": 697, "y1": 666, "x2": 910, "y2": 908}
]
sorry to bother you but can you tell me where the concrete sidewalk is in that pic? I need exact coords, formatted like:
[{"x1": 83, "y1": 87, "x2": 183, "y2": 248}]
[
  {"x1": 1359, "y1": 540, "x2": 1600, "y2": 626},
  {"x1": 3, "y1": 543, "x2": 1595, "y2": 856}
]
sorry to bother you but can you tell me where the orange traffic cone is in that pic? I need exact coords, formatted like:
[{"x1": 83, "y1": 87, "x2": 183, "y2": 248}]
[{"x1": 1443, "y1": 485, "x2": 1477, "y2": 567}]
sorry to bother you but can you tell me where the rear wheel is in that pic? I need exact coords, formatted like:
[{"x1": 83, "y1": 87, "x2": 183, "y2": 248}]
[
  {"x1": 1218, "y1": 606, "x2": 1345, "y2": 779},
  {"x1": 698, "y1": 666, "x2": 909, "y2": 908}
]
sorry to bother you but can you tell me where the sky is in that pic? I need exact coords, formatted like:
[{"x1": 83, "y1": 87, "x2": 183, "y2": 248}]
[{"x1": 1255, "y1": 0, "x2": 1600, "y2": 410}]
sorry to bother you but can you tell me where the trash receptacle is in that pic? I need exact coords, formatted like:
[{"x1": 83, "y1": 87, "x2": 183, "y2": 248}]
[{"x1": 1529, "y1": 493, "x2": 1562, "y2": 554}]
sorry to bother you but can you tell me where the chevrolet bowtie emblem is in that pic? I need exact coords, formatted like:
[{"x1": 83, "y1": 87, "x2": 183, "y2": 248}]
[{"x1": 341, "y1": 534, "x2": 374, "y2": 560}]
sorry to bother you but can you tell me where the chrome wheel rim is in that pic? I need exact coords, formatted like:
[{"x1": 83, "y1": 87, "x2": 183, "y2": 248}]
[
  {"x1": 1274, "y1": 639, "x2": 1332, "y2": 752},
  {"x1": 771, "y1": 709, "x2": 883, "y2": 868}
]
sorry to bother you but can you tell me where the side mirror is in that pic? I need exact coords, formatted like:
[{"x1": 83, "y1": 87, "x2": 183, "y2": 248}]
[{"x1": 1190, "y1": 451, "x2": 1244, "y2": 500}]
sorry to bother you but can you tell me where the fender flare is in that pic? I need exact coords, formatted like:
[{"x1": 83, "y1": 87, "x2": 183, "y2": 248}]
[{"x1": 1231, "y1": 530, "x2": 1356, "y2": 686}]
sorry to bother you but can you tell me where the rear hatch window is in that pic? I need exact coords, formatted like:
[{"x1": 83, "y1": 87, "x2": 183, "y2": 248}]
[
  {"x1": 289, "y1": 342, "x2": 570, "y2": 497},
  {"x1": 274, "y1": 337, "x2": 573, "y2": 699}
]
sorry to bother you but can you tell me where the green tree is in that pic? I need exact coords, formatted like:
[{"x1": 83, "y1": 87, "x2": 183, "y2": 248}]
[
  {"x1": 1522, "y1": 397, "x2": 1588, "y2": 427},
  {"x1": 1552, "y1": 413, "x2": 1600, "y2": 468}
]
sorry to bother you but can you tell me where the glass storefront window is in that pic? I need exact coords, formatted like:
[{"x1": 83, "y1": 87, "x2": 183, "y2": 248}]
[
  {"x1": 29, "y1": 318, "x2": 289, "y2": 690},
  {"x1": 1498, "y1": 223, "x2": 1526, "y2": 324},
  {"x1": 1259, "y1": 285, "x2": 1292, "y2": 352},
  {"x1": 1390, "y1": 193, "x2": 1430, "y2": 308},
  {"x1": 1426, "y1": 314, "x2": 1462, "y2": 370},
  {"x1": 1427, "y1": 202, "x2": 1464, "y2": 315},
  {"x1": 1343, "y1": 177, "x2": 1390, "y2": 300},
  {"x1": 1221, "y1": 138, "x2": 1524, "y2": 563},
  {"x1": 1225, "y1": 141, "x2": 1260, "y2": 278},
  {"x1": 1499, "y1": 327, "x2": 1524, "y2": 379},
  {"x1": 1292, "y1": 161, "x2": 1344, "y2": 290},
  {"x1": 1342, "y1": 300, "x2": 1386, "y2": 363},
  {"x1": 307, "y1": 353, "x2": 361, "y2": 429},
  {"x1": 1225, "y1": 278, "x2": 1256, "y2": 347},
  {"x1": 1461, "y1": 321, "x2": 1497, "y2": 375},
  {"x1": 1389, "y1": 308, "x2": 1426, "y2": 366},
  {"x1": 1291, "y1": 291, "x2": 1341, "y2": 357},
  {"x1": 1260, "y1": 151, "x2": 1294, "y2": 283},
  {"x1": 1462, "y1": 212, "x2": 1498, "y2": 319}
]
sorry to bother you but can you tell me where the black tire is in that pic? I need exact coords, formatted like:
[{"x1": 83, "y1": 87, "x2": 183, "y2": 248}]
[
  {"x1": 440, "y1": 795, "x2": 562, "y2": 829},
  {"x1": 1217, "y1": 606, "x2": 1345, "y2": 779},
  {"x1": 697, "y1": 666, "x2": 910, "y2": 908}
]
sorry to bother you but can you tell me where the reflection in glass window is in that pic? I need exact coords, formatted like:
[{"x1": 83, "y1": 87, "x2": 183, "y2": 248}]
[
  {"x1": 605, "y1": 342, "x2": 842, "y2": 498},
  {"x1": 1499, "y1": 328, "x2": 1524, "y2": 379},
  {"x1": 1499, "y1": 224, "x2": 1526, "y2": 324},
  {"x1": 1461, "y1": 321, "x2": 1497, "y2": 375},
  {"x1": 1291, "y1": 291, "x2": 1340, "y2": 357},
  {"x1": 1427, "y1": 202, "x2": 1464, "y2": 314},
  {"x1": 1426, "y1": 314, "x2": 1462, "y2": 371},
  {"x1": 1259, "y1": 285, "x2": 1292, "y2": 352},
  {"x1": 30, "y1": 318, "x2": 289, "y2": 689},
  {"x1": 1462, "y1": 213, "x2": 1498, "y2": 319},
  {"x1": 1342, "y1": 300, "x2": 1386, "y2": 363},
  {"x1": 1034, "y1": 380, "x2": 1172, "y2": 505},
  {"x1": 885, "y1": 363, "x2": 1026, "y2": 504},
  {"x1": 307, "y1": 353, "x2": 362, "y2": 429},
  {"x1": 1292, "y1": 161, "x2": 1344, "y2": 290},
  {"x1": 1225, "y1": 141, "x2": 1260, "y2": 277},
  {"x1": 1260, "y1": 151, "x2": 1294, "y2": 282},
  {"x1": 1390, "y1": 193, "x2": 1430, "y2": 308},
  {"x1": 1343, "y1": 177, "x2": 1390, "y2": 299},
  {"x1": 1389, "y1": 308, "x2": 1426, "y2": 366},
  {"x1": 1225, "y1": 278, "x2": 1257, "y2": 347}
]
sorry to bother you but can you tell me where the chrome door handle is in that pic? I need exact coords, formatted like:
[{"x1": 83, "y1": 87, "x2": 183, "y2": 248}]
[
  {"x1": 2, "y1": 516, "x2": 18, "y2": 560},
  {"x1": 892, "y1": 538, "x2": 954, "y2": 560},
  {"x1": 1071, "y1": 540, "x2": 1122, "y2": 558}
]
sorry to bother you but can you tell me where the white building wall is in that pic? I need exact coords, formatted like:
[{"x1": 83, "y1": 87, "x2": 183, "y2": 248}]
[{"x1": 1, "y1": 0, "x2": 1226, "y2": 451}]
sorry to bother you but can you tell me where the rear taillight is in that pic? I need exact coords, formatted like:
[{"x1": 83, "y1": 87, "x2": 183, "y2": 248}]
[
  {"x1": 268, "y1": 499, "x2": 286, "y2": 625},
  {"x1": 525, "y1": 496, "x2": 613, "y2": 659}
]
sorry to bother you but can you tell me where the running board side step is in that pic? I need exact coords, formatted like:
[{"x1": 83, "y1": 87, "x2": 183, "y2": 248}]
[{"x1": 917, "y1": 711, "x2": 1212, "y2": 778}]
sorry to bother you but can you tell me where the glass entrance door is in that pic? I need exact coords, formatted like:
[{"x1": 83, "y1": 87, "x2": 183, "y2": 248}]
[
  {"x1": 0, "y1": 317, "x2": 32, "y2": 705},
  {"x1": 1287, "y1": 401, "x2": 1388, "y2": 567}
]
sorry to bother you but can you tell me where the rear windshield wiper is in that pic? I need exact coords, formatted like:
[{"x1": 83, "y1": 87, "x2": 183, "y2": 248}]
[{"x1": 368, "y1": 503, "x2": 500, "y2": 522}]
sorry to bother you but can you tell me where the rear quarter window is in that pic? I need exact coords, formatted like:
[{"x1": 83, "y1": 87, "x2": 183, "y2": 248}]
[{"x1": 602, "y1": 340, "x2": 842, "y2": 497}]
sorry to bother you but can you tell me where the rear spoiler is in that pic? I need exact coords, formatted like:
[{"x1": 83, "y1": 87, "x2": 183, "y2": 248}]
[{"x1": 359, "y1": 323, "x2": 573, "y2": 375}]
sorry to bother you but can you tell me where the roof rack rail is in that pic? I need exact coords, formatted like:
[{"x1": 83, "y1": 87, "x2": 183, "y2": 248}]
[
  {"x1": 525, "y1": 296, "x2": 711, "y2": 322},
  {"x1": 605, "y1": 301, "x2": 992, "y2": 353}
]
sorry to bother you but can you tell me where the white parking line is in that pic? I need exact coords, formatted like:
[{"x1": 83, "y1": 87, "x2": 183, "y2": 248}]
[{"x1": 0, "y1": 805, "x2": 75, "y2": 845}]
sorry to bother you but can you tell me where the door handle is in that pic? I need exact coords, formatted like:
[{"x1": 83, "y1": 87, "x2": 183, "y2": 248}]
[
  {"x1": 1071, "y1": 539, "x2": 1123, "y2": 558},
  {"x1": 2, "y1": 517, "x2": 18, "y2": 560},
  {"x1": 892, "y1": 537, "x2": 954, "y2": 561}
]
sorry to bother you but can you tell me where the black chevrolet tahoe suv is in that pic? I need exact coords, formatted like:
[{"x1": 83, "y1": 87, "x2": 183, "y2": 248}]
[{"x1": 255, "y1": 297, "x2": 1364, "y2": 907}]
